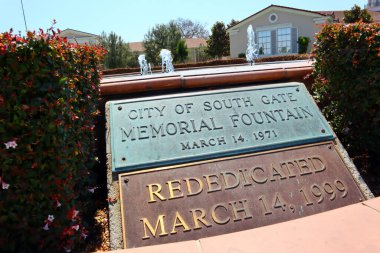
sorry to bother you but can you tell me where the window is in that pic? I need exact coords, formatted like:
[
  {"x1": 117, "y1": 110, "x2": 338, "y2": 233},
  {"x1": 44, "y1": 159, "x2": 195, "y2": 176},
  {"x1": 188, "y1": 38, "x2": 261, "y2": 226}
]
[
  {"x1": 268, "y1": 13, "x2": 278, "y2": 23},
  {"x1": 277, "y1": 27, "x2": 291, "y2": 54},
  {"x1": 257, "y1": 30, "x2": 271, "y2": 55}
]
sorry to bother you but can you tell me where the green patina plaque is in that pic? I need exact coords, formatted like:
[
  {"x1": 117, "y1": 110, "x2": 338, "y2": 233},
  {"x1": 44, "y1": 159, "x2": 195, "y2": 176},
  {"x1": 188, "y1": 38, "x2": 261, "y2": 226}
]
[{"x1": 106, "y1": 82, "x2": 334, "y2": 172}]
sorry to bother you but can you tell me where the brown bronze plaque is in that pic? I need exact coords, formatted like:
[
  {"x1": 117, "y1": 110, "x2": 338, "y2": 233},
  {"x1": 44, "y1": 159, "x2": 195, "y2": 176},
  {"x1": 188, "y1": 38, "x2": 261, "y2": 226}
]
[{"x1": 119, "y1": 142, "x2": 364, "y2": 248}]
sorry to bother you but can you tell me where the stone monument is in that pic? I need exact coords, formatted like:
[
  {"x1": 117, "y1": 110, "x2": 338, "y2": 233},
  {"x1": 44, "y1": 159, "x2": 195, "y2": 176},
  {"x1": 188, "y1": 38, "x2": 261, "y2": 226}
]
[{"x1": 104, "y1": 65, "x2": 372, "y2": 249}]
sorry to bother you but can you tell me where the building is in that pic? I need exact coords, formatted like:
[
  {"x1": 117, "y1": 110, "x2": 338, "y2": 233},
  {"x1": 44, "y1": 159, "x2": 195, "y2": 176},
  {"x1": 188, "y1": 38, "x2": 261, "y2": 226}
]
[
  {"x1": 227, "y1": 5, "x2": 330, "y2": 58},
  {"x1": 227, "y1": 4, "x2": 380, "y2": 58},
  {"x1": 128, "y1": 38, "x2": 207, "y2": 63},
  {"x1": 128, "y1": 41, "x2": 145, "y2": 54},
  {"x1": 317, "y1": 9, "x2": 380, "y2": 23},
  {"x1": 60, "y1": 29, "x2": 99, "y2": 45},
  {"x1": 321, "y1": 0, "x2": 380, "y2": 23},
  {"x1": 184, "y1": 38, "x2": 208, "y2": 63},
  {"x1": 367, "y1": 0, "x2": 380, "y2": 11}
]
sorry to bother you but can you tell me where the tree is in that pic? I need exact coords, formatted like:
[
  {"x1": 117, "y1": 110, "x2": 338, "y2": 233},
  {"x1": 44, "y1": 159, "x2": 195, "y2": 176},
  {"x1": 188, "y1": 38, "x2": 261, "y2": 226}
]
[
  {"x1": 176, "y1": 39, "x2": 189, "y2": 63},
  {"x1": 227, "y1": 19, "x2": 240, "y2": 29},
  {"x1": 126, "y1": 51, "x2": 139, "y2": 68},
  {"x1": 99, "y1": 31, "x2": 136, "y2": 69},
  {"x1": 195, "y1": 45, "x2": 212, "y2": 62},
  {"x1": 206, "y1": 21, "x2": 230, "y2": 59},
  {"x1": 143, "y1": 21, "x2": 182, "y2": 65},
  {"x1": 343, "y1": 5, "x2": 373, "y2": 23},
  {"x1": 297, "y1": 36, "x2": 310, "y2": 54},
  {"x1": 175, "y1": 18, "x2": 209, "y2": 38}
]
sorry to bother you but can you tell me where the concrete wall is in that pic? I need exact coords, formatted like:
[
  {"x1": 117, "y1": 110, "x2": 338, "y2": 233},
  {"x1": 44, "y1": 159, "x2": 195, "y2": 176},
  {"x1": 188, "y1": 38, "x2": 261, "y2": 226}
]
[
  {"x1": 66, "y1": 37, "x2": 99, "y2": 45},
  {"x1": 61, "y1": 29, "x2": 100, "y2": 45}
]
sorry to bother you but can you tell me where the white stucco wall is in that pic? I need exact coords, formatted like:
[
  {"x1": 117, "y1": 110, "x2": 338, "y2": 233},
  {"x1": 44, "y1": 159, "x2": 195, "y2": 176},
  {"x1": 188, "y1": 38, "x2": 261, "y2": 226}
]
[{"x1": 228, "y1": 7, "x2": 326, "y2": 58}]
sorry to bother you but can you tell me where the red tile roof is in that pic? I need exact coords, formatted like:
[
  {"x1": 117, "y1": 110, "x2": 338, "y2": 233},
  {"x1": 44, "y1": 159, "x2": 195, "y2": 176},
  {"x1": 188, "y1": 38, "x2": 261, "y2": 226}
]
[
  {"x1": 128, "y1": 38, "x2": 207, "y2": 53},
  {"x1": 128, "y1": 42, "x2": 144, "y2": 52},
  {"x1": 184, "y1": 38, "x2": 207, "y2": 48},
  {"x1": 318, "y1": 10, "x2": 380, "y2": 23}
]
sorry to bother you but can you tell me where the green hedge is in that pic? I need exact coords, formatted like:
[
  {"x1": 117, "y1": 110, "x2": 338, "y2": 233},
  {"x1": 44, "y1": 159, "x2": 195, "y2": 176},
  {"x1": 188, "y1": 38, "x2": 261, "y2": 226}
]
[
  {"x1": 312, "y1": 22, "x2": 380, "y2": 157},
  {"x1": 103, "y1": 54, "x2": 310, "y2": 75},
  {"x1": 0, "y1": 29, "x2": 105, "y2": 252}
]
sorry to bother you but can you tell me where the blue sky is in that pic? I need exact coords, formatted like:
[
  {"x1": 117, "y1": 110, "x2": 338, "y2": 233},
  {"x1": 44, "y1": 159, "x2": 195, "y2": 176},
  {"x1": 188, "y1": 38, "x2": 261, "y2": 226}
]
[{"x1": 1, "y1": 0, "x2": 368, "y2": 42}]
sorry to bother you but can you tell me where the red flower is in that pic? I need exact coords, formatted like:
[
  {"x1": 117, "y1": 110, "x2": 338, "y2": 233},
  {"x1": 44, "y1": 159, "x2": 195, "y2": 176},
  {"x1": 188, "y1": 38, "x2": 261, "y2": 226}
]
[
  {"x1": 66, "y1": 207, "x2": 79, "y2": 221},
  {"x1": 62, "y1": 227, "x2": 74, "y2": 237}
]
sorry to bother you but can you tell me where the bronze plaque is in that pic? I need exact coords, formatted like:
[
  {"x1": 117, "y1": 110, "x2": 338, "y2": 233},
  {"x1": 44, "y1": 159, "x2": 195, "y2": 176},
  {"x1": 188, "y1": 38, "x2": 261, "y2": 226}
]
[
  {"x1": 107, "y1": 83, "x2": 334, "y2": 172},
  {"x1": 119, "y1": 142, "x2": 364, "y2": 248}
]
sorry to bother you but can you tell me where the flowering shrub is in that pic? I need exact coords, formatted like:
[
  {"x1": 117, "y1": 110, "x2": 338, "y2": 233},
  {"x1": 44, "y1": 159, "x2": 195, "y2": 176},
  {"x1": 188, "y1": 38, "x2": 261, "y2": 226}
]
[
  {"x1": 0, "y1": 28, "x2": 105, "y2": 252},
  {"x1": 312, "y1": 22, "x2": 380, "y2": 157}
]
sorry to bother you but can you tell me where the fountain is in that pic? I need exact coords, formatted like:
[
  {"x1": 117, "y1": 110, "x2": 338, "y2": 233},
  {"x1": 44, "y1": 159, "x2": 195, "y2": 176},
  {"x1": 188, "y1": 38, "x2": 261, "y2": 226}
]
[
  {"x1": 138, "y1": 54, "x2": 151, "y2": 75},
  {"x1": 246, "y1": 25, "x2": 258, "y2": 66},
  {"x1": 159, "y1": 49, "x2": 174, "y2": 73}
]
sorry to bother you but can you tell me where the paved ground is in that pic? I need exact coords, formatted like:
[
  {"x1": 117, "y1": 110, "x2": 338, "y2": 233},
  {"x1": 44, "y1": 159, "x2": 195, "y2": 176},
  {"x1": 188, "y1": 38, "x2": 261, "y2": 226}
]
[{"x1": 99, "y1": 197, "x2": 380, "y2": 253}]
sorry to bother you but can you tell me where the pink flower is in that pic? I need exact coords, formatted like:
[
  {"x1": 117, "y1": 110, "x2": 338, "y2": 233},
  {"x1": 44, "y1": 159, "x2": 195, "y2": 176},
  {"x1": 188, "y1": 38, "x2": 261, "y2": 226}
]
[
  {"x1": 81, "y1": 232, "x2": 88, "y2": 239},
  {"x1": 2, "y1": 181, "x2": 10, "y2": 190},
  {"x1": 106, "y1": 197, "x2": 116, "y2": 203},
  {"x1": 56, "y1": 200, "x2": 62, "y2": 207},
  {"x1": 43, "y1": 223, "x2": 49, "y2": 231},
  {"x1": 88, "y1": 187, "x2": 98, "y2": 193},
  {"x1": 1, "y1": 177, "x2": 9, "y2": 189},
  {"x1": 72, "y1": 225, "x2": 79, "y2": 231},
  {"x1": 4, "y1": 140, "x2": 17, "y2": 149},
  {"x1": 67, "y1": 208, "x2": 79, "y2": 221},
  {"x1": 72, "y1": 210, "x2": 79, "y2": 220},
  {"x1": 47, "y1": 215, "x2": 54, "y2": 222}
]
